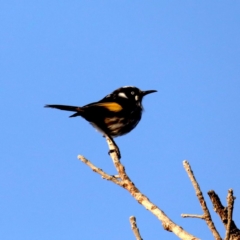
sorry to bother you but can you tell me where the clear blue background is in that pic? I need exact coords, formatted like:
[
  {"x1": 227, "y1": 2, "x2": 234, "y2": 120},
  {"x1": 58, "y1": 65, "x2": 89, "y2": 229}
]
[{"x1": 1, "y1": 1, "x2": 240, "y2": 239}]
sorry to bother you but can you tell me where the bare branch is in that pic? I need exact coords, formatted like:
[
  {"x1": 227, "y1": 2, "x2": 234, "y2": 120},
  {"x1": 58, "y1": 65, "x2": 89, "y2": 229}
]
[
  {"x1": 208, "y1": 191, "x2": 227, "y2": 221},
  {"x1": 183, "y1": 160, "x2": 222, "y2": 240},
  {"x1": 78, "y1": 138, "x2": 202, "y2": 239},
  {"x1": 208, "y1": 190, "x2": 240, "y2": 240},
  {"x1": 102, "y1": 136, "x2": 199, "y2": 240},
  {"x1": 78, "y1": 155, "x2": 123, "y2": 187},
  {"x1": 129, "y1": 216, "x2": 143, "y2": 240},
  {"x1": 209, "y1": 190, "x2": 240, "y2": 240},
  {"x1": 181, "y1": 214, "x2": 205, "y2": 219},
  {"x1": 225, "y1": 189, "x2": 234, "y2": 240}
]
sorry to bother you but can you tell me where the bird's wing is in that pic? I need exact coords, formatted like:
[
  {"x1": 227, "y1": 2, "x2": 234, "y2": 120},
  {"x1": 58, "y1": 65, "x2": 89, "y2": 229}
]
[{"x1": 84, "y1": 102, "x2": 123, "y2": 112}]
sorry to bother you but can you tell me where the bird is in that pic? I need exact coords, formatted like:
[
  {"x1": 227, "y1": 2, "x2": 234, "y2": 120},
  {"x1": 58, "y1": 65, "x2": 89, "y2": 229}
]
[{"x1": 45, "y1": 86, "x2": 157, "y2": 158}]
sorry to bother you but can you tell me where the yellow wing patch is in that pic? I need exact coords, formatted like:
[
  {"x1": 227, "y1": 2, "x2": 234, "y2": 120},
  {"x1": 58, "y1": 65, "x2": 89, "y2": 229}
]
[{"x1": 96, "y1": 102, "x2": 123, "y2": 112}]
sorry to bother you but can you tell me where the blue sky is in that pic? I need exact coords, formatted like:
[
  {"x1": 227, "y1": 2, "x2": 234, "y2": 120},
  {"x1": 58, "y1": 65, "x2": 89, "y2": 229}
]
[{"x1": 1, "y1": 1, "x2": 240, "y2": 239}]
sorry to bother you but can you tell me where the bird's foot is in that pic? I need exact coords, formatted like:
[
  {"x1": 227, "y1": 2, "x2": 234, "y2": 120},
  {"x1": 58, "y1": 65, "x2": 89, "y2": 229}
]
[
  {"x1": 108, "y1": 146, "x2": 121, "y2": 159},
  {"x1": 105, "y1": 135, "x2": 121, "y2": 159}
]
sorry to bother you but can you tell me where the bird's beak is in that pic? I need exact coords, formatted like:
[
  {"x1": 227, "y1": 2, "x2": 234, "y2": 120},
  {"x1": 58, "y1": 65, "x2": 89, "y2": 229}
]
[{"x1": 142, "y1": 90, "x2": 157, "y2": 96}]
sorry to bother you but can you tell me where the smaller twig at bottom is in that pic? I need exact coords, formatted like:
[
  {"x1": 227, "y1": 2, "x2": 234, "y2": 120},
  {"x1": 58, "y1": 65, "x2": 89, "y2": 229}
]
[
  {"x1": 181, "y1": 214, "x2": 205, "y2": 219},
  {"x1": 129, "y1": 216, "x2": 143, "y2": 240},
  {"x1": 225, "y1": 189, "x2": 234, "y2": 240}
]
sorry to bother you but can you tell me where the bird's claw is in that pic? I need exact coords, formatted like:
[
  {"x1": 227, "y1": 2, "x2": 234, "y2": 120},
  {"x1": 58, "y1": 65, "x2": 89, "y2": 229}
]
[{"x1": 108, "y1": 148, "x2": 121, "y2": 159}]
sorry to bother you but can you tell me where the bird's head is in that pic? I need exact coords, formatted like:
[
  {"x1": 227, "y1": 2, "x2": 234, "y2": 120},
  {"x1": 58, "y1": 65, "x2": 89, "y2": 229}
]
[{"x1": 110, "y1": 86, "x2": 157, "y2": 108}]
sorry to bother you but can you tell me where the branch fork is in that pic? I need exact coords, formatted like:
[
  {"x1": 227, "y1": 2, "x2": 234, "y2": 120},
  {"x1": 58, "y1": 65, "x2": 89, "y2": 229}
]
[{"x1": 78, "y1": 136, "x2": 198, "y2": 240}]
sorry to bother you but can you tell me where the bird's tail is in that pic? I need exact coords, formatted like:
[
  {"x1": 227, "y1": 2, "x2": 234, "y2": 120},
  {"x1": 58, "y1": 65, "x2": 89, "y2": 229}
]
[{"x1": 44, "y1": 104, "x2": 82, "y2": 117}]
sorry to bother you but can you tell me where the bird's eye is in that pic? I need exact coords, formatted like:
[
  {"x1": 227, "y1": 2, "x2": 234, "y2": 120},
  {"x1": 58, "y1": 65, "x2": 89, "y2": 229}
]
[{"x1": 131, "y1": 91, "x2": 135, "y2": 95}]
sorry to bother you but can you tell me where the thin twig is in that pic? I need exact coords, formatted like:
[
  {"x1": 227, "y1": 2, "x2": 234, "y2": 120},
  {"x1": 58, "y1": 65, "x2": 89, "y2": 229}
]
[
  {"x1": 78, "y1": 155, "x2": 123, "y2": 187},
  {"x1": 225, "y1": 189, "x2": 234, "y2": 240},
  {"x1": 129, "y1": 216, "x2": 143, "y2": 240},
  {"x1": 181, "y1": 214, "x2": 205, "y2": 219},
  {"x1": 183, "y1": 160, "x2": 222, "y2": 240}
]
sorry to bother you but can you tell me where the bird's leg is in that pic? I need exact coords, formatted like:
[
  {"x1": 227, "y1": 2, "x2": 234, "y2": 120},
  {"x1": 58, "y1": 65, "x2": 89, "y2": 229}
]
[{"x1": 105, "y1": 135, "x2": 121, "y2": 159}]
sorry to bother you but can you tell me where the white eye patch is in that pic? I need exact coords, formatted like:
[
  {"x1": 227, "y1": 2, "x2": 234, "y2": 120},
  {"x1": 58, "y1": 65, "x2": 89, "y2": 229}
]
[
  {"x1": 118, "y1": 92, "x2": 128, "y2": 99},
  {"x1": 135, "y1": 95, "x2": 139, "y2": 101}
]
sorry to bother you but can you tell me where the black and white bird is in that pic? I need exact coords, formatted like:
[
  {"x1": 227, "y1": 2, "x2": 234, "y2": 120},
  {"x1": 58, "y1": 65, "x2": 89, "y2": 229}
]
[{"x1": 45, "y1": 86, "x2": 157, "y2": 157}]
